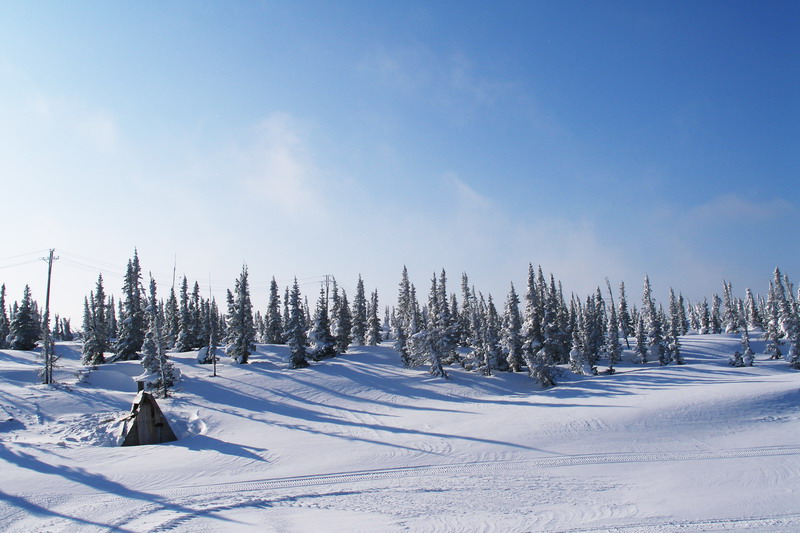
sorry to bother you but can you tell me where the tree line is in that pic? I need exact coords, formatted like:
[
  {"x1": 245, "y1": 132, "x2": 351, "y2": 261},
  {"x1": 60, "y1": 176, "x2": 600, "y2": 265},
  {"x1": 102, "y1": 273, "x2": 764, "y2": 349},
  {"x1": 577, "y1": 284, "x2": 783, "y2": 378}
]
[{"x1": 2, "y1": 251, "x2": 799, "y2": 392}]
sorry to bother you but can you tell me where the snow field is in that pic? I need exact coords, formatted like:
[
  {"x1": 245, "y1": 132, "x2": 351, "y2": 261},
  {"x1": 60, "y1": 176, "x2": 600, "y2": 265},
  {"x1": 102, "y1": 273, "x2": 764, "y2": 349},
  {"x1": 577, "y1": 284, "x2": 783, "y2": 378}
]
[{"x1": 1, "y1": 334, "x2": 799, "y2": 532}]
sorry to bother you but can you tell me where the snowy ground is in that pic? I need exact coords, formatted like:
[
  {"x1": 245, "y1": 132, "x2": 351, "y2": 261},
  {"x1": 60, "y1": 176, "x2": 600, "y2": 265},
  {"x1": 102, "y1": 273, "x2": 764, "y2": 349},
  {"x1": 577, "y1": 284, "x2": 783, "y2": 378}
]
[{"x1": 1, "y1": 335, "x2": 799, "y2": 532}]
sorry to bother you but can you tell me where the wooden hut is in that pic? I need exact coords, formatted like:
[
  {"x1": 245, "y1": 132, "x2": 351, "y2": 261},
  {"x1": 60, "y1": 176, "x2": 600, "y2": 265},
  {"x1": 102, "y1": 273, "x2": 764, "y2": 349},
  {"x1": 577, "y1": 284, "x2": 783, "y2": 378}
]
[{"x1": 120, "y1": 384, "x2": 178, "y2": 446}]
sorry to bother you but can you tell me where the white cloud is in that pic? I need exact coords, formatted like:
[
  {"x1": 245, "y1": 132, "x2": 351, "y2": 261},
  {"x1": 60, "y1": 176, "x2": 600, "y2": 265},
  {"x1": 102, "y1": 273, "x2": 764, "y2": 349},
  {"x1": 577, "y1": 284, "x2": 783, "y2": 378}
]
[
  {"x1": 76, "y1": 110, "x2": 119, "y2": 153},
  {"x1": 237, "y1": 112, "x2": 326, "y2": 218}
]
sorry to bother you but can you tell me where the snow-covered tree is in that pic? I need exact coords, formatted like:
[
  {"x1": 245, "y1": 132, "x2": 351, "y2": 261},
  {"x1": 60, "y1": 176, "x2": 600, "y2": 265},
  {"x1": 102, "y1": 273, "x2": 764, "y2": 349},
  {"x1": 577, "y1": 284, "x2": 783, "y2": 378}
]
[
  {"x1": 722, "y1": 281, "x2": 740, "y2": 333},
  {"x1": 309, "y1": 286, "x2": 336, "y2": 360},
  {"x1": 618, "y1": 281, "x2": 632, "y2": 348},
  {"x1": 741, "y1": 324, "x2": 755, "y2": 367},
  {"x1": 175, "y1": 276, "x2": 192, "y2": 352},
  {"x1": 569, "y1": 327, "x2": 592, "y2": 375},
  {"x1": 408, "y1": 274, "x2": 448, "y2": 378},
  {"x1": 0, "y1": 284, "x2": 9, "y2": 349},
  {"x1": 634, "y1": 314, "x2": 648, "y2": 364},
  {"x1": 642, "y1": 275, "x2": 666, "y2": 365},
  {"x1": 351, "y1": 275, "x2": 368, "y2": 346},
  {"x1": 710, "y1": 294, "x2": 722, "y2": 334},
  {"x1": 81, "y1": 275, "x2": 110, "y2": 365},
  {"x1": 333, "y1": 289, "x2": 352, "y2": 354},
  {"x1": 606, "y1": 298, "x2": 622, "y2": 370},
  {"x1": 520, "y1": 264, "x2": 542, "y2": 373},
  {"x1": 163, "y1": 288, "x2": 179, "y2": 349},
  {"x1": 115, "y1": 251, "x2": 146, "y2": 360},
  {"x1": 501, "y1": 283, "x2": 523, "y2": 373},
  {"x1": 667, "y1": 288, "x2": 685, "y2": 365},
  {"x1": 266, "y1": 277, "x2": 284, "y2": 344},
  {"x1": 287, "y1": 278, "x2": 310, "y2": 368},
  {"x1": 226, "y1": 265, "x2": 255, "y2": 364},
  {"x1": 366, "y1": 289, "x2": 382, "y2": 346},
  {"x1": 140, "y1": 275, "x2": 175, "y2": 396},
  {"x1": 744, "y1": 288, "x2": 763, "y2": 331},
  {"x1": 197, "y1": 297, "x2": 220, "y2": 365},
  {"x1": 9, "y1": 285, "x2": 39, "y2": 351}
]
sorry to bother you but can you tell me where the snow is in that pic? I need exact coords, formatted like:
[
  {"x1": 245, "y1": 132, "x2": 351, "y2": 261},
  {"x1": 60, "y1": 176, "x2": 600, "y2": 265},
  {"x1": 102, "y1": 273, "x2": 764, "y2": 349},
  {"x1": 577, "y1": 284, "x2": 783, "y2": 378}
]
[{"x1": 1, "y1": 336, "x2": 799, "y2": 532}]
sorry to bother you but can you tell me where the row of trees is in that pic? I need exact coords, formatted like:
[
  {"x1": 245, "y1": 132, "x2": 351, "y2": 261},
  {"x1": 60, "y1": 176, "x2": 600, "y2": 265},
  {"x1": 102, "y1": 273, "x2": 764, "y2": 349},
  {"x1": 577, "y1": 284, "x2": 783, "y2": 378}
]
[
  {"x1": 386, "y1": 265, "x2": 800, "y2": 386},
  {"x1": 3, "y1": 251, "x2": 798, "y2": 390},
  {"x1": 0, "y1": 283, "x2": 73, "y2": 352},
  {"x1": 78, "y1": 252, "x2": 386, "y2": 386}
]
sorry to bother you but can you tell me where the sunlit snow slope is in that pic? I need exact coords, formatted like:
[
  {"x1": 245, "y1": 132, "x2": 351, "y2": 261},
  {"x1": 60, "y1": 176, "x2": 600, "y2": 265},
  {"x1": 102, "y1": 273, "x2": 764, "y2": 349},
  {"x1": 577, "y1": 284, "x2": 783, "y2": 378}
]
[{"x1": 1, "y1": 335, "x2": 799, "y2": 532}]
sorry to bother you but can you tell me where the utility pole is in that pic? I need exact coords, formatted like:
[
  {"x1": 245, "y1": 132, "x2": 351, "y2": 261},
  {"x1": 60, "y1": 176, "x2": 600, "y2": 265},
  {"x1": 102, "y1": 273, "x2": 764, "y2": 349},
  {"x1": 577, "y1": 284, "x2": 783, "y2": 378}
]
[{"x1": 42, "y1": 249, "x2": 58, "y2": 384}]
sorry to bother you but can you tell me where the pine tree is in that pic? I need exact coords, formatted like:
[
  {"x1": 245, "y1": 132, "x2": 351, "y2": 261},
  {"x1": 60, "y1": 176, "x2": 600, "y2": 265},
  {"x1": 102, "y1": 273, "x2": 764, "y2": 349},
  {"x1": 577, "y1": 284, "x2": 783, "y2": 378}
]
[
  {"x1": 764, "y1": 281, "x2": 784, "y2": 359},
  {"x1": 408, "y1": 274, "x2": 448, "y2": 378},
  {"x1": 140, "y1": 275, "x2": 174, "y2": 396},
  {"x1": 309, "y1": 286, "x2": 337, "y2": 360},
  {"x1": 287, "y1": 278, "x2": 310, "y2": 368},
  {"x1": 483, "y1": 294, "x2": 504, "y2": 375},
  {"x1": 81, "y1": 296, "x2": 105, "y2": 365},
  {"x1": 0, "y1": 284, "x2": 10, "y2": 349},
  {"x1": 519, "y1": 264, "x2": 541, "y2": 373},
  {"x1": 164, "y1": 287, "x2": 179, "y2": 349},
  {"x1": 266, "y1": 277, "x2": 284, "y2": 344},
  {"x1": 115, "y1": 251, "x2": 146, "y2": 360},
  {"x1": 569, "y1": 326, "x2": 592, "y2": 375},
  {"x1": 741, "y1": 324, "x2": 755, "y2": 366},
  {"x1": 351, "y1": 275, "x2": 368, "y2": 345},
  {"x1": 92, "y1": 274, "x2": 109, "y2": 353},
  {"x1": 722, "y1": 281, "x2": 740, "y2": 333},
  {"x1": 606, "y1": 299, "x2": 621, "y2": 370},
  {"x1": 366, "y1": 289, "x2": 382, "y2": 346},
  {"x1": 710, "y1": 294, "x2": 722, "y2": 334},
  {"x1": 501, "y1": 283, "x2": 523, "y2": 373},
  {"x1": 642, "y1": 275, "x2": 666, "y2": 365},
  {"x1": 634, "y1": 314, "x2": 648, "y2": 364},
  {"x1": 617, "y1": 281, "x2": 632, "y2": 348},
  {"x1": 226, "y1": 265, "x2": 255, "y2": 364},
  {"x1": 9, "y1": 285, "x2": 39, "y2": 351},
  {"x1": 744, "y1": 288, "x2": 762, "y2": 331},
  {"x1": 667, "y1": 288, "x2": 685, "y2": 365},
  {"x1": 334, "y1": 289, "x2": 352, "y2": 354},
  {"x1": 106, "y1": 295, "x2": 117, "y2": 342},
  {"x1": 175, "y1": 276, "x2": 192, "y2": 352},
  {"x1": 395, "y1": 266, "x2": 413, "y2": 367},
  {"x1": 198, "y1": 297, "x2": 220, "y2": 364}
]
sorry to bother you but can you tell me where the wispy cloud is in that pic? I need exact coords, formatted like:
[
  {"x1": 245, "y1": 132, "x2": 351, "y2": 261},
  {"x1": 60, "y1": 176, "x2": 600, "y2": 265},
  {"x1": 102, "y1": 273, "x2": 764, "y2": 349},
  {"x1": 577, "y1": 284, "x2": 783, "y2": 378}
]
[{"x1": 237, "y1": 113, "x2": 326, "y2": 218}]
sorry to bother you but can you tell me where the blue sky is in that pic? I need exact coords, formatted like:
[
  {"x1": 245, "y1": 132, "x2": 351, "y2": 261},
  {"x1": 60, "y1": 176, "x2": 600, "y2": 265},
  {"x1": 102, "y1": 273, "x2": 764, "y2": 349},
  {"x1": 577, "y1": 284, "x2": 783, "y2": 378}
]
[{"x1": 1, "y1": 1, "x2": 798, "y2": 321}]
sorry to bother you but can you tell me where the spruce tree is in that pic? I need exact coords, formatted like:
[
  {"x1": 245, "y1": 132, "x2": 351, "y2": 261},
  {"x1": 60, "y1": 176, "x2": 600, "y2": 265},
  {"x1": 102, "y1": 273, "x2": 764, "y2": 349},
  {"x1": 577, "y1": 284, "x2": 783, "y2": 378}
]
[
  {"x1": 617, "y1": 281, "x2": 632, "y2": 348},
  {"x1": 0, "y1": 284, "x2": 9, "y2": 349},
  {"x1": 483, "y1": 294, "x2": 504, "y2": 374},
  {"x1": 519, "y1": 264, "x2": 541, "y2": 373},
  {"x1": 287, "y1": 278, "x2": 310, "y2": 368},
  {"x1": 309, "y1": 286, "x2": 337, "y2": 360},
  {"x1": 334, "y1": 289, "x2": 352, "y2": 353},
  {"x1": 115, "y1": 251, "x2": 146, "y2": 360},
  {"x1": 266, "y1": 277, "x2": 284, "y2": 344},
  {"x1": 351, "y1": 275, "x2": 368, "y2": 345},
  {"x1": 722, "y1": 281, "x2": 740, "y2": 333},
  {"x1": 744, "y1": 288, "x2": 762, "y2": 331},
  {"x1": 366, "y1": 289, "x2": 382, "y2": 346},
  {"x1": 226, "y1": 265, "x2": 255, "y2": 364},
  {"x1": 634, "y1": 314, "x2": 648, "y2": 364},
  {"x1": 140, "y1": 275, "x2": 174, "y2": 396},
  {"x1": 606, "y1": 299, "x2": 621, "y2": 370},
  {"x1": 569, "y1": 326, "x2": 592, "y2": 375},
  {"x1": 175, "y1": 276, "x2": 192, "y2": 352},
  {"x1": 741, "y1": 324, "x2": 755, "y2": 366},
  {"x1": 501, "y1": 283, "x2": 523, "y2": 372},
  {"x1": 164, "y1": 287, "x2": 179, "y2": 349},
  {"x1": 9, "y1": 285, "x2": 39, "y2": 351},
  {"x1": 81, "y1": 296, "x2": 105, "y2": 365},
  {"x1": 395, "y1": 267, "x2": 413, "y2": 367}
]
